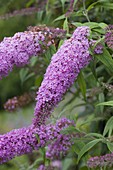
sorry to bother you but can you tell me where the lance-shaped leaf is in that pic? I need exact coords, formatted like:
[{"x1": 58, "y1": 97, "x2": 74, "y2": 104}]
[{"x1": 77, "y1": 138, "x2": 103, "y2": 163}]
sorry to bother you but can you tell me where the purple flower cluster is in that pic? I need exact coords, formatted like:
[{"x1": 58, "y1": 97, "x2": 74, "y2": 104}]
[
  {"x1": 46, "y1": 118, "x2": 75, "y2": 160},
  {"x1": 0, "y1": 125, "x2": 38, "y2": 164},
  {"x1": 0, "y1": 26, "x2": 66, "y2": 80},
  {"x1": 37, "y1": 162, "x2": 62, "y2": 170},
  {"x1": 37, "y1": 164, "x2": 61, "y2": 170},
  {"x1": 105, "y1": 25, "x2": 113, "y2": 49},
  {"x1": 37, "y1": 165, "x2": 55, "y2": 170},
  {"x1": 90, "y1": 39, "x2": 103, "y2": 54},
  {"x1": 33, "y1": 26, "x2": 91, "y2": 127},
  {"x1": 0, "y1": 118, "x2": 75, "y2": 164},
  {"x1": 4, "y1": 93, "x2": 32, "y2": 112},
  {"x1": 46, "y1": 134, "x2": 73, "y2": 160},
  {"x1": 0, "y1": 26, "x2": 93, "y2": 164},
  {"x1": 87, "y1": 153, "x2": 113, "y2": 168},
  {"x1": 38, "y1": 165, "x2": 46, "y2": 170},
  {"x1": 37, "y1": 117, "x2": 75, "y2": 149},
  {"x1": 28, "y1": 26, "x2": 66, "y2": 44},
  {"x1": 94, "y1": 44, "x2": 103, "y2": 54},
  {"x1": 4, "y1": 96, "x2": 19, "y2": 112},
  {"x1": 0, "y1": 31, "x2": 45, "y2": 79}
]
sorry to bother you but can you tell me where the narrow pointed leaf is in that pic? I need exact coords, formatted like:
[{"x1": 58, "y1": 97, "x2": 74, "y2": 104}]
[
  {"x1": 107, "y1": 142, "x2": 113, "y2": 152},
  {"x1": 97, "y1": 101, "x2": 113, "y2": 107},
  {"x1": 77, "y1": 139, "x2": 102, "y2": 163},
  {"x1": 85, "y1": 133, "x2": 104, "y2": 139},
  {"x1": 77, "y1": 71, "x2": 86, "y2": 100},
  {"x1": 95, "y1": 48, "x2": 113, "y2": 74},
  {"x1": 63, "y1": 17, "x2": 69, "y2": 33},
  {"x1": 103, "y1": 116, "x2": 113, "y2": 136},
  {"x1": 60, "y1": 0, "x2": 66, "y2": 11},
  {"x1": 54, "y1": 14, "x2": 65, "y2": 22}
]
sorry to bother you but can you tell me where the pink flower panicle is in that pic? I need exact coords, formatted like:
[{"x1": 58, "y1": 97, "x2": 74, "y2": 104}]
[
  {"x1": 28, "y1": 26, "x2": 66, "y2": 40},
  {"x1": 105, "y1": 25, "x2": 113, "y2": 49},
  {"x1": 37, "y1": 163, "x2": 61, "y2": 170},
  {"x1": 0, "y1": 118, "x2": 75, "y2": 164},
  {"x1": 46, "y1": 118, "x2": 75, "y2": 160},
  {"x1": 87, "y1": 153, "x2": 113, "y2": 168},
  {"x1": 0, "y1": 125, "x2": 38, "y2": 164},
  {"x1": 4, "y1": 93, "x2": 33, "y2": 112},
  {"x1": 90, "y1": 39, "x2": 103, "y2": 54},
  {"x1": 0, "y1": 26, "x2": 66, "y2": 80},
  {"x1": 33, "y1": 26, "x2": 91, "y2": 127},
  {"x1": 37, "y1": 165, "x2": 46, "y2": 170},
  {"x1": 0, "y1": 31, "x2": 45, "y2": 79},
  {"x1": 46, "y1": 134, "x2": 73, "y2": 160},
  {"x1": 0, "y1": 26, "x2": 93, "y2": 165}
]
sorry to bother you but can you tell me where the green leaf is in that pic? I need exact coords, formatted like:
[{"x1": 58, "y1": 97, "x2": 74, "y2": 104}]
[
  {"x1": 73, "y1": 0, "x2": 78, "y2": 6},
  {"x1": 97, "y1": 101, "x2": 113, "y2": 107},
  {"x1": 19, "y1": 68, "x2": 29, "y2": 85},
  {"x1": 58, "y1": 39, "x2": 64, "y2": 48},
  {"x1": 100, "y1": 2, "x2": 113, "y2": 9},
  {"x1": 103, "y1": 116, "x2": 113, "y2": 136},
  {"x1": 79, "y1": 117, "x2": 105, "y2": 127},
  {"x1": 24, "y1": 72, "x2": 35, "y2": 81},
  {"x1": 72, "y1": 141, "x2": 85, "y2": 154},
  {"x1": 77, "y1": 139, "x2": 102, "y2": 163},
  {"x1": 95, "y1": 48, "x2": 113, "y2": 74},
  {"x1": 26, "y1": 0, "x2": 35, "y2": 7},
  {"x1": 35, "y1": 75, "x2": 43, "y2": 87},
  {"x1": 85, "y1": 22, "x2": 107, "y2": 30},
  {"x1": 60, "y1": 0, "x2": 66, "y2": 11},
  {"x1": 19, "y1": 68, "x2": 35, "y2": 86},
  {"x1": 92, "y1": 28, "x2": 105, "y2": 34},
  {"x1": 54, "y1": 14, "x2": 65, "y2": 22},
  {"x1": 30, "y1": 56, "x2": 38, "y2": 67},
  {"x1": 28, "y1": 157, "x2": 43, "y2": 170},
  {"x1": 87, "y1": 1, "x2": 103, "y2": 11},
  {"x1": 87, "y1": 0, "x2": 112, "y2": 11},
  {"x1": 98, "y1": 92, "x2": 105, "y2": 113},
  {"x1": 98, "y1": 23, "x2": 108, "y2": 29},
  {"x1": 63, "y1": 17, "x2": 69, "y2": 33},
  {"x1": 61, "y1": 126, "x2": 77, "y2": 135},
  {"x1": 77, "y1": 71, "x2": 86, "y2": 100},
  {"x1": 71, "y1": 22, "x2": 83, "y2": 27},
  {"x1": 107, "y1": 142, "x2": 113, "y2": 152},
  {"x1": 89, "y1": 59, "x2": 97, "y2": 80},
  {"x1": 37, "y1": 11, "x2": 44, "y2": 22},
  {"x1": 57, "y1": 108, "x2": 69, "y2": 119},
  {"x1": 84, "y1": 22, "x2": 100, "y2": 29},
  {"x1": 85, "y1": 133, "x2": 104, "y2": 139},
  {"x1": 72, "y1": 22, "x2": 107, "y2": 30},
  {"x1": 49, "y1": 44, "x2": 56, "y2": 54},
  {"x1": 71, "y1": 10, "x2": 83, "y2": 17},
  {"x1": 92, "y1": 37, "x2": 104, "y2": 50},
  {"x1": 62, "y1": 158, "x2": 73, "y2": 170}
]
